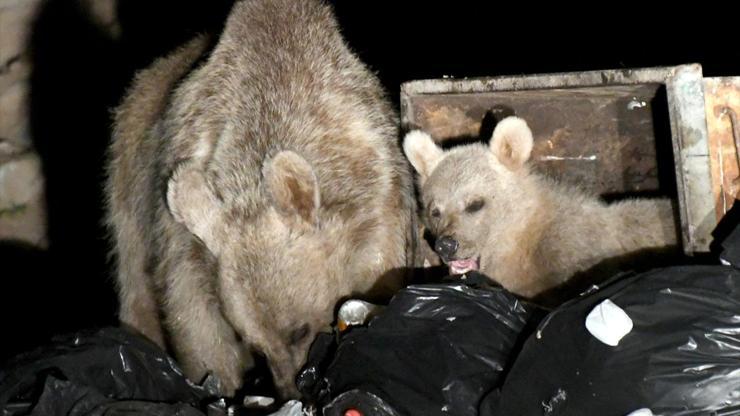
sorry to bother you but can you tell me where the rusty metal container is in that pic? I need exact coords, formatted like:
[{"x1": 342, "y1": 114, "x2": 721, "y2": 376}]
[
  {"x1": 704, "y1": 77, "x2": 740, "y2": 222},
  {"x1": 401, "y1": 64, "x2": 717, "y2": 254}
]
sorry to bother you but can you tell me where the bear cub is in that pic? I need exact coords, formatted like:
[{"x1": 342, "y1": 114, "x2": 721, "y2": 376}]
[{"x1": 404, "y1": 116, "x2": 678, "y2": 304}]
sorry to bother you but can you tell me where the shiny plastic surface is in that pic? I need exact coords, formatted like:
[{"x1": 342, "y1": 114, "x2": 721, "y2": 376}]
[
  {"x1": 0, "y1": 328, "x2": 215, "y2": 416},
  {"x1": 492, "y1": 266, "x2": 740, "y2": 415},
  {"x1": 299, "y1": 276, "x2": 543, "y2": 416}
]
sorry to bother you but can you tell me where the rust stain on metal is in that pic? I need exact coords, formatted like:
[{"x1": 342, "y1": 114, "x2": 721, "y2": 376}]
[
  {"x1": 704, "y1": 78, "x2": 740, "y2": 219},
  {"x1": 416, "y1": 104, "x2": 480, "y2": 141}
]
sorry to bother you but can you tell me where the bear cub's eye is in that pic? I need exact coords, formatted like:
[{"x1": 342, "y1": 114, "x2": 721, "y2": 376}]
[
  {"x1": 430, "y1": 207, "x2": 441, "y2": 218},
  {"x1": 465, "y1": 199, "x2": 485, "y2": 213}
]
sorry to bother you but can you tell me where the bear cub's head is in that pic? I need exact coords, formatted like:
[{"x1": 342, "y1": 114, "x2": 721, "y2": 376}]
[{"x1": 403, "y1": 116, "x2": 535, "y2": 276}]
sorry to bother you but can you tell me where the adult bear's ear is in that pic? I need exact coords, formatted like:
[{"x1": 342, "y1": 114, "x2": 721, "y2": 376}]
[
  {"x1": 263, "y1": 150, "x2": 320, "y2": 227},
  {"x1": 166, "y1": 163, "x2": 224, "y2": 252}
]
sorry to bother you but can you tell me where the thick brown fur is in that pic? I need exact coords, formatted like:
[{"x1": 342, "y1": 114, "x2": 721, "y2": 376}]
[
  {"x1": 404, "y1": 117, "x2": 678, "y2": 304},
  {"x1": 106, "y1": 0, "x2": 417, "y2": 398}
]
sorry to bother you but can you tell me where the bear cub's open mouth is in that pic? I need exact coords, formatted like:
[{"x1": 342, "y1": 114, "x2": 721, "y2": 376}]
[{"x1": 448, "y1": 257, "x2": 480, "y2": 275}]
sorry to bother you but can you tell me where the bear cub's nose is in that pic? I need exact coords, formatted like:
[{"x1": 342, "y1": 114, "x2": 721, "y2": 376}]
[{"x1": 434, "y1": 236, "x2": 458, "y2": 260}]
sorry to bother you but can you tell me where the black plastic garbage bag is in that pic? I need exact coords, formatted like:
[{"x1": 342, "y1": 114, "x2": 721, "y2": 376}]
[
  {"x1": 0, "y1": 327, "x2": 216, "y2": 416},
  {"x1": 299, "y1": 275, "x2": 544, "y2": 416},
  {"x1": 490, "y1": 265, "x2": 740, "y2": 416}
]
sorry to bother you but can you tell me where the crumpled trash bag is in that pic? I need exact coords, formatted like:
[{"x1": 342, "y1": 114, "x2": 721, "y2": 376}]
[
  {"x1": 298, "y1": 274, "x2": 544, "y2": 416},
  {"x1": 490, "y1": 265, "x2": 740, "y2": 416},
  {"x1": 0, "y1": 327, "x2": 216, "y2": 416}
]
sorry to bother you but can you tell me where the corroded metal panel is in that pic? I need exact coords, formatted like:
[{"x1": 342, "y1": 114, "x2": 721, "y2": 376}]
[
  {"x1": 704, "y1": 77, "x2": 740, "y2": 220},
  {"x1": 404, "y1": 85, "x2": 666, "y2": 197},
  {"x1": 666, "y1": 65, "x2": 715, "y2": 253}
]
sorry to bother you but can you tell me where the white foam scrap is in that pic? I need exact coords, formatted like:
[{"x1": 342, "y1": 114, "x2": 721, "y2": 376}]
[
  {"x1": 243, "y1": 395, "x2": 275, "y2": 408},
  {"x1": 585, "y1": 299, "x2": 633, "y2": 346},
  {"x1": 625, "y1": 408, "x2": 653, "y2": 416},
  {"x1": 268, "y1": 400, "x2": 304, "y2": 416}
]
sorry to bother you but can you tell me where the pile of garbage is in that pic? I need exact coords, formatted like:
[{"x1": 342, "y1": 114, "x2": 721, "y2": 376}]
[
  {"x1": 4, "y1": 230, "x2": 740, "y2": 415},
  {"x1": 300, "y1": 262, "x2": 740, "y2": 416}
]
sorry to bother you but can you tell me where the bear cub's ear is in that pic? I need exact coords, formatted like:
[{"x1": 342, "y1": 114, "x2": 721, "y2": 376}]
[
  {"x1": 403, "y1": 130, "x2": 444, "y2": 184},
  {"x1": 490, "y1": 116, "x2": 534, "y2": 171}
]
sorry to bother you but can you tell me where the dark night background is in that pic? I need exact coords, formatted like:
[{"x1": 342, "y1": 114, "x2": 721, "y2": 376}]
[{"x1": 1, "y1": 1, "x2": 738, "y2": 363}]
